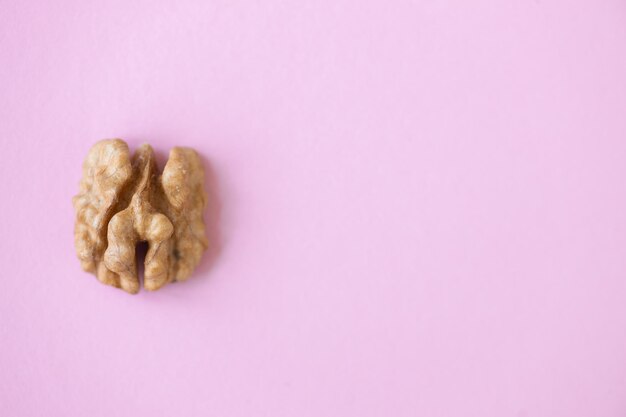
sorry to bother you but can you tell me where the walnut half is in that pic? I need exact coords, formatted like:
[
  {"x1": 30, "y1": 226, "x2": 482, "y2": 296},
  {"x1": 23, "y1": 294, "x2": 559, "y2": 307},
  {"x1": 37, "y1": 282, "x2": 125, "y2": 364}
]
[{"x1": 73, "y1": 139, "x2": 208, "y2": 294}]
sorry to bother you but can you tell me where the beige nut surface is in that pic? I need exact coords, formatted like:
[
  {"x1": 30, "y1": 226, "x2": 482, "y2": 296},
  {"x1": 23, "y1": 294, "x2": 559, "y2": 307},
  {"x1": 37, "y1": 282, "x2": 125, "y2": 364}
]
[{"x1": 73, "y1": 139, "x2": 208, "y2": 294}]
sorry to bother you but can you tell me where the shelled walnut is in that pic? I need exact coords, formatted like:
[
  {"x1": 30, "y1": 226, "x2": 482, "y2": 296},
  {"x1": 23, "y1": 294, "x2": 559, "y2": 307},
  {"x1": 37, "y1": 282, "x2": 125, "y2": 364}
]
[{"x1": 73, "y1": 139, "x2": 208, "y2": 294}]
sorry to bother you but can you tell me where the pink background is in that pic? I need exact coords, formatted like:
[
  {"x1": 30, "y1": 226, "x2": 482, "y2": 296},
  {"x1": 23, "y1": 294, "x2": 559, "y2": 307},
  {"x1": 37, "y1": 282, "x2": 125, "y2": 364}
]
[{"x1": 1, "y1": 1, "x2": 626, "y2": 416}]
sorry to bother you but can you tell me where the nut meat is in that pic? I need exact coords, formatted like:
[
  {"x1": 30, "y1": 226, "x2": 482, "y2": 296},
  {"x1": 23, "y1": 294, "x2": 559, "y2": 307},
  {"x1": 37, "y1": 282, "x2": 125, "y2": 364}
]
[{"x1": 73, "y1": 139, "x2": 208, "y2": 293}]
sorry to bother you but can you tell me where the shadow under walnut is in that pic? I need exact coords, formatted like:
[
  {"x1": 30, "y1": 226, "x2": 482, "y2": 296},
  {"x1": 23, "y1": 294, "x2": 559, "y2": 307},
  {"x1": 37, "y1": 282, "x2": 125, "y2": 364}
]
[{"x1": 72, "y1": 139, "x2": 208, "y2": 294}]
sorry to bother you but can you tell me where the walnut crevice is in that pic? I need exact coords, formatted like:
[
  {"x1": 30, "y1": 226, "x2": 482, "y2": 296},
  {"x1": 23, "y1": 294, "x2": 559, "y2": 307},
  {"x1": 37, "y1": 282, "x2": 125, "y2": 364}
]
[{"x1": 73, "y1": 139, "x2": 208, "y2": 294}]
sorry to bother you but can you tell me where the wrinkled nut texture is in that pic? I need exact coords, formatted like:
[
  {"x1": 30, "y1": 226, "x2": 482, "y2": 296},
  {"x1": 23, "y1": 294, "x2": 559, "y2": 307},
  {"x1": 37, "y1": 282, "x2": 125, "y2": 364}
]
[{"x1": 73, "y1": 139, "x2": 208, "y2": 293}]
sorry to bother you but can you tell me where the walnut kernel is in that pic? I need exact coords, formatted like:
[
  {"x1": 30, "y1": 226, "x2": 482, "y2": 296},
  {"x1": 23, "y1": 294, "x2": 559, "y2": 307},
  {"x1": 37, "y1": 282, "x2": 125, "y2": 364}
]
[{"x1": 73, "y1": 139, "x2": 208, "y2": 293}]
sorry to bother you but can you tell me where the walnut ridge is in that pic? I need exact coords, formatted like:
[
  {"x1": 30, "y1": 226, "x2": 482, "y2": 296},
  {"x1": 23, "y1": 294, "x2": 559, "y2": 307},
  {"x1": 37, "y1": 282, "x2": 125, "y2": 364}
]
[{"x1": 73, "y1": 139, "x2": 208, "y2": 293}]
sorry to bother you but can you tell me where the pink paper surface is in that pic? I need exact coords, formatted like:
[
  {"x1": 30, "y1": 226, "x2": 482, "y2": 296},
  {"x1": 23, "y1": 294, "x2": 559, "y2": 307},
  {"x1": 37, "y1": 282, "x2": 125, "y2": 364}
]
[{"x1": 1, "y1": 1, "x2": 626, "y2": 416}]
